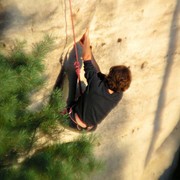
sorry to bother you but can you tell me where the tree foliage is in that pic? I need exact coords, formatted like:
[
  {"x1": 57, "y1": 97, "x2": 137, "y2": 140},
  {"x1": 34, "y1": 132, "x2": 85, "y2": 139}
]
[{"x1": 0, "y1": 36, "x2": 101, "y2": 180}]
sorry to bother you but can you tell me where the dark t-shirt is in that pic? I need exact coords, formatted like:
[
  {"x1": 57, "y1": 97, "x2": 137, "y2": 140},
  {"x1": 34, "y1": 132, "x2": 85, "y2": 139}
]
[{"x1": 73, "y1": 60, "x2": 123, "y2": 127}]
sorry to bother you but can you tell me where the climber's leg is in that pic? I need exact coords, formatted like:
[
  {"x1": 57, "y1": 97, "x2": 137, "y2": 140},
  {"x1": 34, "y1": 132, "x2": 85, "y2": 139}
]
[{"x1": 65, "y1": 43, "x2": 83, "y2": 109}]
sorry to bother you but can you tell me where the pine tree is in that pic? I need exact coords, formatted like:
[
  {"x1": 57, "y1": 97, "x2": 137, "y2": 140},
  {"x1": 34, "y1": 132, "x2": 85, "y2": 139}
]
[{"x1": 0, "y1": 36, "x2": 102, "y2": 180}]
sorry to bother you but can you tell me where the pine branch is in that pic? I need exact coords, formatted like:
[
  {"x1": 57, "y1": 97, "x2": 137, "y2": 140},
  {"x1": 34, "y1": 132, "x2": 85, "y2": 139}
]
[
  {"x1": 0, "y1": 36, "x2": 102, "y2": 179},
  {"x1": 32, "y1": 35, "x2": 54, "y2": 59}
]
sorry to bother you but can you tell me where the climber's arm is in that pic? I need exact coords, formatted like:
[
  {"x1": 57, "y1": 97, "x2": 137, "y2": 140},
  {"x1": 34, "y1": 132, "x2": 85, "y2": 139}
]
[
  {"x1": 91, "y1": 51, "x2": 101, "y2": 73},
  {"x1": 81, "y1": 29, "x2": 101, "y2": 72},
  {"x1": 81, "y1": 29, "x2": 92, "y2": 61}
]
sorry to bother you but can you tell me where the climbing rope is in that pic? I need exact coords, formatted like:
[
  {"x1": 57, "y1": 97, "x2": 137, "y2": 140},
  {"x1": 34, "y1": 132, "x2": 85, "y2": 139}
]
[{"x1": 68, "y1": 0, "x2": 83, "y2": 95}]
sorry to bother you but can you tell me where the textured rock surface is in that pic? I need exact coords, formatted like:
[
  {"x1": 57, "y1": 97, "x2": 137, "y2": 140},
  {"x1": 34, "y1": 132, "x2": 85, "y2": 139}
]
[{"x1": 0, "y1": 0, "x2": 180, "y2": 179}]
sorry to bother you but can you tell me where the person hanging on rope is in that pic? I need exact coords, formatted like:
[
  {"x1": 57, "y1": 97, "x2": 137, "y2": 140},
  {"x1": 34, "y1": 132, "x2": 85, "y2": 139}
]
[{"x1": 64, "y1": 29, "x2": 132, "y2": 131}]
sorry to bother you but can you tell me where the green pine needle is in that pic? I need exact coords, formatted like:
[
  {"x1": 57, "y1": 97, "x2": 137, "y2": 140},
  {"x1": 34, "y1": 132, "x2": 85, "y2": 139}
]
[{"x1": 0, "y1": 36, "x2": 102, "y2": 179}]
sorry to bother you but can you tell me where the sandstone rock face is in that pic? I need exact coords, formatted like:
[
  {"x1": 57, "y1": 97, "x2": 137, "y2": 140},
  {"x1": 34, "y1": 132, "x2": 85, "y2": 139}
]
[{"x1": 0, "y1": 0, "x2": 180, "y2": 179}]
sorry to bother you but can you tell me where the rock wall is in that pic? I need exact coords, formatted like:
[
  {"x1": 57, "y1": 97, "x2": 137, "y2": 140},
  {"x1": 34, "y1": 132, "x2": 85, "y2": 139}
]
[{"x1": 0, "y1": 0, "x2": 180, "y2": 179}]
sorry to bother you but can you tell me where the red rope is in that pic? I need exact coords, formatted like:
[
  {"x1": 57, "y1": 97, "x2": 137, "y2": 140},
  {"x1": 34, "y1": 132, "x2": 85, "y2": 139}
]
[{"x1": 68, "y1": 0, "x2": 82, "y2": 94}]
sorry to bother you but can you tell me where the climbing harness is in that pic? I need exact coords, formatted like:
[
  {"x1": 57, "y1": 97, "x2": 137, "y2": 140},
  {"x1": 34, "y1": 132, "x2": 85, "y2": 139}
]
[{"x1": 68, "y1": 0, "x2": 83, "y2": 95}]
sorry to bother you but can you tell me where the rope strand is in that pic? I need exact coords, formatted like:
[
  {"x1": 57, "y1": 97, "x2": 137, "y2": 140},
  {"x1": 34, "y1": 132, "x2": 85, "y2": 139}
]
[{"x1": 68, "y1": 0, "x2": 82, "y2": 94}]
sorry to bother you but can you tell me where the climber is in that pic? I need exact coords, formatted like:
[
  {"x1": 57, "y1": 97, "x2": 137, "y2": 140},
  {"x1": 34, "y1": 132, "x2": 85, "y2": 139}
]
[{"x1": 65, "y1": 29, "x2": 132, "y2": 131}]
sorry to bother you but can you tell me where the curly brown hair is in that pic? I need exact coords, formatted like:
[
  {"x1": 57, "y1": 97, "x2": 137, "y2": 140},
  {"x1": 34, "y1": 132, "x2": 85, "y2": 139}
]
[{"x1": 106, "y1": 65, "x2": 132, "y2": 92}]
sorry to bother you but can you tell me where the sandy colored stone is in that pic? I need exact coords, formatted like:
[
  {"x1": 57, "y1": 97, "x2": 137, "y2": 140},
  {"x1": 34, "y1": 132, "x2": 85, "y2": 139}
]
[{"x1": 0, "y1": 0, "x2": 180, "y2": 179}]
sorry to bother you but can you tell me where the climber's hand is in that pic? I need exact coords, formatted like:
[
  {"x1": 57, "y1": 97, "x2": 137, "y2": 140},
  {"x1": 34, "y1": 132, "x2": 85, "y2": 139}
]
[{"x1": 80, "y1": 29, "x2": 92, "y2": 61}]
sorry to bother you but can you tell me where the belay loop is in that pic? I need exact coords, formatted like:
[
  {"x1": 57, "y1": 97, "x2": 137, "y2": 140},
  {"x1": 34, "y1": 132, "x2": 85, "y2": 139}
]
[{"x1": 68, "y1": 0, "x2": 83, "y2": 95}]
